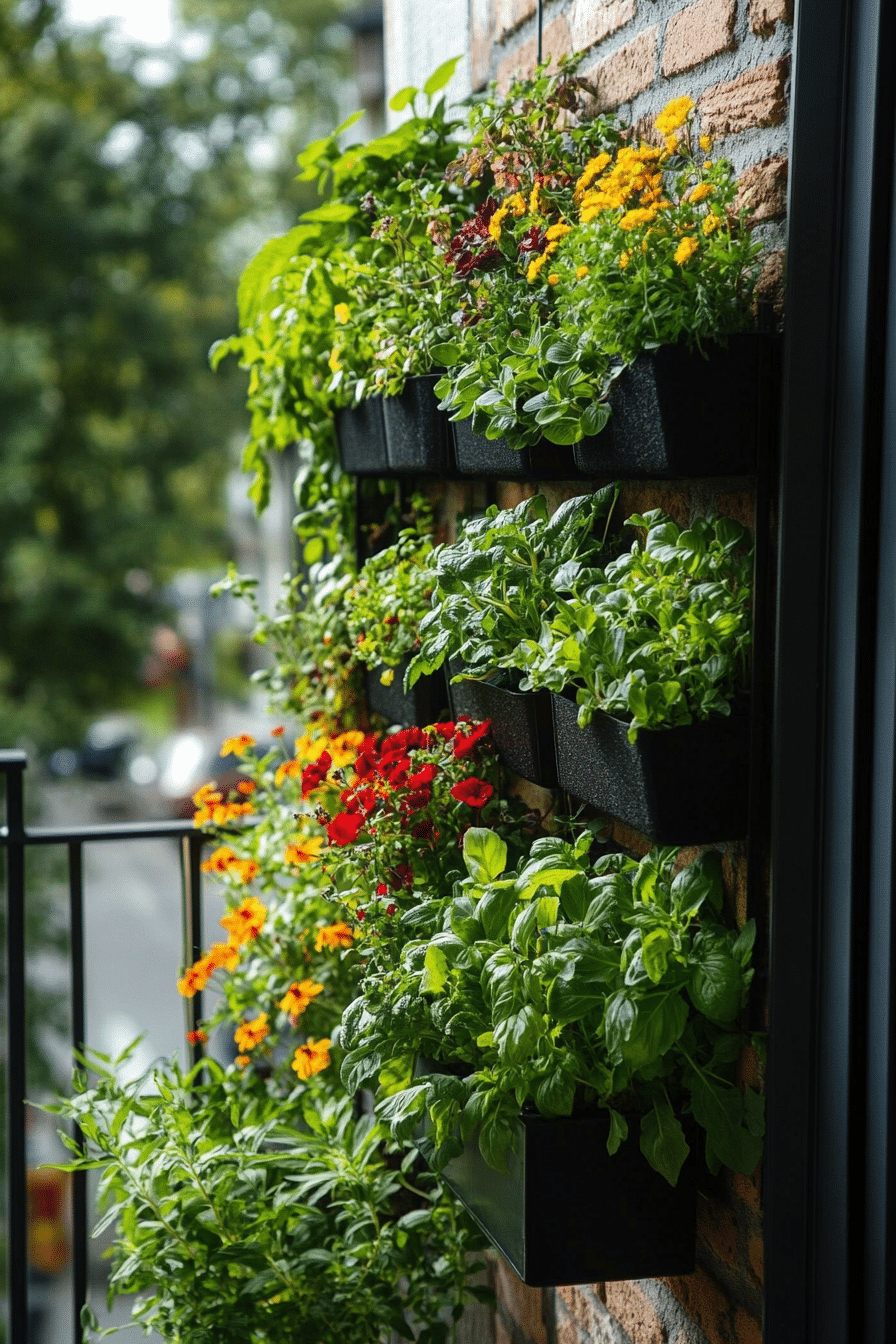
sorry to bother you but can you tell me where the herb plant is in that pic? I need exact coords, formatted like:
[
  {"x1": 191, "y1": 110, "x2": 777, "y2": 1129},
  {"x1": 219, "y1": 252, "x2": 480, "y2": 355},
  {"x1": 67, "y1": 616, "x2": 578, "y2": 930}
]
[
  {"x1": 338, "y1": 828, "x2": 763, "y2": 1187},
  {"x1": 517, "y1": 510, "x2": 753, "y2": 739},
  {"x1": 407, "y1": 488, "x2": 617, "y2": 691},
  {"x1": 346, "y1": 517, "x2": 438, "y2": 676}
]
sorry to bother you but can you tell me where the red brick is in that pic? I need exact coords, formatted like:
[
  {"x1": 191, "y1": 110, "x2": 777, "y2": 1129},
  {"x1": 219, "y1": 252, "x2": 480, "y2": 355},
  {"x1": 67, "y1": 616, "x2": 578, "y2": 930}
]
[
  {"x1": 730, "y1": 1165, "x2": 763, "y2": 1215},
  {"x1": 568, "y1": 0, "x2": 636, "y2": 52},
  {"x1": 556, "y1": 1285, "x2": 610, "y2": 1342},
  {"x1": 603, "y1": 1281, "x2": 667, "y2": 1344},
  {"x1": 661, "y1": 1269, "x2": 733, "y2": 1344},
  {"x1": 754, "y1": 248, "x2": 786, "y2": 317},
  {"x1": 586, "y1": 26, "x2": 659, "y2": 112},
  {"x1": 735, "y1": 155, "x2": 789, "y2": 226},
  {"x1": 497, "y1": 0, "x2": 536, "y2": 39},
  {"x1": 495, "y1": 1259, "x2": 548, "y2": 1344},
  {"x1": 470, "y1": 0, "x2": 492, "y2": 90},
  {"x1": 733, "y1": 1307, "x2": 763, "y2": 1344},
  {"x1": 750, "y1": 0, "x2": 794, "y2": 35},
  {"x1": 747, "y1": 1231, "x2": 765, "y2": 1288},
  {"x1": 698, "y1": 59, "x2": 790, "y2": 137},
  {"x1": 496, "y1": 16, "x2": 572, "y2": 90},
  {"x1": 662, "y1": 0, "x2": 737, "y2": 78},
  {"x1": 697, "y1": 1196, "x2": 739, "y2": 1269}
]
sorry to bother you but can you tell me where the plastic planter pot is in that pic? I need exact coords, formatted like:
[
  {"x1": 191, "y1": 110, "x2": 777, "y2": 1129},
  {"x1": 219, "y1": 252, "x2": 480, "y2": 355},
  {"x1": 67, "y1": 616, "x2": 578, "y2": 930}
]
[
  {"x1": 365, "y1": 657, "x2": 447, "y2": 728},
  {"x1": 335, "y1": 396, "x2": 389, "y2": 475},
  {"x1": 573, "y1": 333, "x2": 780, "y2": 478},
  {"x1": 551, "y1": 691, "x2": 750, "y2": 844},
  {"x1": 435, "y1": 1107, "x2": 697, "y2": 1286},
  {"x1": 382, "y1": 374, "x2": 454, "y2": 475},
  {"x1": 448, "y1": 671, "x2": 557, "y2": 787},
  {"x1": 452, "y1": 417, "x2": 578, "y2": 480}
]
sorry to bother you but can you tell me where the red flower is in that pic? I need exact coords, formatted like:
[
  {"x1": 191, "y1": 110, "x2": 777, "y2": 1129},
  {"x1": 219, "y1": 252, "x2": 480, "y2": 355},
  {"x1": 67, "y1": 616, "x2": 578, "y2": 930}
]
[
  {"x1": 327, "y1": 811, "x2": 365, "y2": 846},
  {"x1": 404, "y1": 787, "x2": 432, "y2": 812},
  {"x1": 408, "y1": 763, "x2": 438, "y2": 788},
  {"x1": 429, "y1": 723, "x2": 456, "y2": 741},
  {"x1": 453, "y1": 720, "x2": 492, "y2": 759},
  {"x1": 396, "y1": 863, "x2": 415, "y2": 888},
  {"x1": 450, "y1": 777, "x2": 494, "y2": 808},
  {"x1": 517, "y1": 224, "x2": 547, "y2": 256},
  {"x1": 412, "y1": 818, "x2": 434, "y2": 841},
  {"x1": 340, "y1": 788, "x2": 361, "y2": 814},
  {"x1": 390, "y1": 726, "x2": 429, "y2": 752},
  {"x1": 382, "y1": 756, "x2": 411, "y2": 787},
  {"x1": 355, "y1": 787, "x2": 379, "y2": 816},
  {"x1": 354, "y1": 750, "x2": 377, "y2": 780},
  {"x1": 386, "y1": 903, "x2": 397, "y2": 916},
  {"x1": 357, "y1": 908, "x2": 365, "y2": 921},
  {"x1": 302, "y1": 751, "x2": 332, "y2": 796},
  {"x1": 376, "y1": 883, "x2": 389, "y2": 896},
  {"x1": 446, "y1": 199, "x2": 503, "y2": 278}
]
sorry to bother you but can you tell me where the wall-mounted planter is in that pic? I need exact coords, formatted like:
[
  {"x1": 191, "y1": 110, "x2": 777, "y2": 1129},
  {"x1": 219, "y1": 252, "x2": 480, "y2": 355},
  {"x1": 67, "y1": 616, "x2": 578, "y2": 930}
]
[
  {"x1": 382, "y1": 374, "x2": 454, "y2": 476},
  {"x1": 551, "y1": 690, "x2": 750, "y2": 844},
  {"x1": 448, "y1": 670, "x2": 557, "y2": 788},
  {"x1": 573, "y1": 333, "x2": 779, "y2": 479},
  {"x1": 434, "y1": 1106, "x2": 697, "y2": 1287},
  {"x1": 335, "y1": 396, "x2": 389, "y2": 475},
  {"x1": 365, "y1": 657, "x2": 447, "y2": 728},
  {"x1": 452, "y1": 418, "x2": 578, "y2": 480}
]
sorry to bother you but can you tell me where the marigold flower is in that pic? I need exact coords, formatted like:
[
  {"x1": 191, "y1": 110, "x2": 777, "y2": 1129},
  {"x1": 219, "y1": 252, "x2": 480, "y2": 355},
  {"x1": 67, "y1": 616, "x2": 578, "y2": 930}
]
[
  {"x1": 236, "y1": 1054, "x2": 251, "y2": 1068},
  {"x1": 487, "y1": 203, "x2": 510, "y2": 242},
  {"x1": 229, "y1": 858, "x2": 260, "y2": 885},
  {"x1": 574, "y1": 152, "x2": 612, "y2": 198},
  {"x1": 206, "y1": 941, "x2": 240, "y2": 972},
  {"x1": 315, "y1": 921, "x2": 355, "y2": 951},
  {"x1": 576, "y1": 264, "x2": 590, "y2": 279},
  {"x1": 545, "y1": 222, "x2": 572, "y2": 242},
  {"x1": 234, "y1": 1012, "x2": 269, "y2": 1053},
  {"x1": 450, "y1": 777, "x2": 494, "y2": 808},
  {"x1": 689, "y1": 182, "x2": 714, "y2": 204},
  {"x1": 193, "y1": 782, "x2": 223, "y2": 807},
  {"x1": 291, "y1": 1038, "x2": 331, "y2": 1079},
  {"x1": 221, "y1": 735, "x2": 256, "y2": 757},
  {"x1": 285, "y1": 836, "x2": 325, "y2": 866},
  {"x1": 328, "y1": 347, "x2": 342, "y2": 373},
  {"x1": 702, "y1": 213, "x2": 721, "y2": 236},
  {"x1": 655, "y1": 95, "x2": 695, "y2": 135},
  {"x1": 506, "y1": 192, "x2": 527, "y2": 216},
  {"x1": 664, "y1": 134, "x2": 680, "y2": 155},
  {"x1": 547, "y1": 273, "x2": 559, "y2": 286},
  {"x1": 177, "y1": 958, "x2": 211, "y2": 998},
  {"x1": 619, "y1": 250, "x2": 632, "y2": 270},
  {"x1": 328, "y1": 811, "x2": 364, "y2": 846},
  {"x1": 334, "y1": 303, "x2": 350, "y2": 324},
  {"x1": 221, "y1": 895, "x2": 267, "y2": 946},
  {"x1": 275, "y1": 758, "x2": 303, "y2": 788},
  {"x1": 619, "y1": 206, "x2": 658, "y2": 231},
  {"x1": 674, "y1": 235, "x2": 699, "y2": 265},
  {"x1": 699, "y1": 134, "x2": 713, "y2": 153},
  {"x1": 271, "y1": 725, "x2": 285, "y2": 737},
  {"x1": 527, "y1": 253, "x2": 549, "y2": 282},
  {"x1": 236, "y1": 780, "x2": 256, "y2": 795},
  {"x1": 201, "y1": 845, "x2": 238, "y2": 875},
  {"x1": 528, "y1": 180, "x2": 543, "y2": 215},
  {"x1": 186, "y1": 1029, "x2": 208, "y2": 1045},
  {"x1": 279, "y1": 979, "x2": 324, "y2": 1019}
]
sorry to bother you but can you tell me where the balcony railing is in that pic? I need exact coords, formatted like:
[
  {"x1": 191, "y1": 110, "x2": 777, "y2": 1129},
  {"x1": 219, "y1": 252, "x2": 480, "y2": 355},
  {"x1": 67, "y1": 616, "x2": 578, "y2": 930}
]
[{"x1": 1, "y1": 749, "x2": 208, "y2": 1344}]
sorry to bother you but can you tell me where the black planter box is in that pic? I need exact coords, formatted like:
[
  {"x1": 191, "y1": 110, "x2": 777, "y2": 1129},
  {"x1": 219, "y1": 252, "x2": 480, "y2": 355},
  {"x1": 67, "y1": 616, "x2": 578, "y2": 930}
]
[
  {"x1": 452, "y1": 418, "x2": 578, "y2": 480},
  {"x1": 382, "y1": 375, "x2": 454, "y2": 475},
  {"x1": 449, "y1": 672, "x2": 557, "y2": 787},
  {"x1": 573, "y1": 333, "x2": 779, "y2": 478},
  {"x1": 365, "y1": 658, "x2": 447, "y2": 728},
  {"x1": 436, "y1": 1107, "x2": 697, "y2": 1286},
  {"x1": 335, "y1": 396, "x2": 389, "y2": 474},
  {"x1": 551, "y1": 691, "x2": 750, "y2": 844}
]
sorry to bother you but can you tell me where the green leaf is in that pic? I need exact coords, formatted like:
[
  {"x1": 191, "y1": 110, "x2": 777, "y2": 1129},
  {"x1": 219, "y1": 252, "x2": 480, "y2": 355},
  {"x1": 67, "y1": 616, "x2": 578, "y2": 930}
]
[
  {"x1": 423, "y1": 56, "x2": 461, "y2": 96},
  {"x1": 389, "y1": 85, "x2": 418, "y2": 112},
  {"x1": 236, "y1": 229, "x2": 304, "y2": 328},
  {"x1": 641, "y1": 928, "x2": 674, "y2": 984},
  {"x1": 640, "y1": 1097, "x2": 690, "y2": 1186},
  {"x1": 688, "y1": 1073, "x2": 763, "y2": 1175},
  {"x1": 421, "y1": 945, "x2": 449, "y2": 994},
  {"x1": 604, "y1": 990, "x2": 688, "y2": 1068},
  {"x1": 606, "y1": 1108, "x2": 628, "y2": 1155},
  {"x1": 493, "y1": 1005, "x2": 541, "y2": 1064},
  {"x1": 463, "y1": 827, "x2": 508, "y2": 883},
  {"x1": 671, "y1": 850, "x2": 724, "y2": 914},
  {"x1": 535, "y1": 1066, "x2": 575, "y2": 1117},
  {"x1": 689, "y1": 951, "x2": 743, "y2": 1025},
  {"x1": 478, "y1": 1113, "x2": 516, "y2": 1173},
  {"x1": 478, "y1": 883, "x2": 518, "y2": 941}
]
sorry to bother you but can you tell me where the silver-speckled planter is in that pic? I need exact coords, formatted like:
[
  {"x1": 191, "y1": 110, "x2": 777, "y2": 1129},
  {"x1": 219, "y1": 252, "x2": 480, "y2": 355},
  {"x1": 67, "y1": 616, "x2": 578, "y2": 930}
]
[
  {"x1": 335, "y1": 396, "x2": 389, "y2": 474},
  {"x1": 573, "y1": 333, "x2": 779, "y2": 478},
  {"x1": 452, "y1": 418, "x2": 579, "y2": 480},
  {"x1": 551, "y1": 691, "x2": 750, "y2": 843},
  {"x1": 448, "y1": 672, "x2": 557, "y2": 787},
  {"x1": 382, "y1": 375, "x2": 454, "y2": 475},
  {"x1": 365, "y1": 658, "x2": 447, "y2": 728}
]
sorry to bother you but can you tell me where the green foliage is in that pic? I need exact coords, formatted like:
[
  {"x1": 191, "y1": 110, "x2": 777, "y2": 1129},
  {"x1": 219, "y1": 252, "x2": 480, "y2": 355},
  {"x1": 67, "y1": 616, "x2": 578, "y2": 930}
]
[
  {"x1": 341, "y1": 833, "x2": 762, "y2": 1186},
  {"x1": 515, "y1": 509, "x2": 754, "y2": 738},
  {"x1": 407, "y1": 488, "x2": 618, "y2": 690},
  {"x1": 346, "y1": 512, "x2": 438, "y2": 671}
]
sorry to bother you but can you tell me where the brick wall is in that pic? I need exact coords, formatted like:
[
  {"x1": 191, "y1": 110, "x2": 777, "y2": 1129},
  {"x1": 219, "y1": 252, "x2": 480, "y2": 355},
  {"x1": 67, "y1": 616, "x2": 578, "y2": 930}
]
[{"x1": 383, "y1": 2, "x2": 792, "y2": 1340}]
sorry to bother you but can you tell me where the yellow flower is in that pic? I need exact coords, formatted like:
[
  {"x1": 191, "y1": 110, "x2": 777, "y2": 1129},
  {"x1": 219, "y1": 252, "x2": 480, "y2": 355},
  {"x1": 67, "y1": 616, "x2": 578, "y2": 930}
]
[
  {"x1": 664, "y1": 134, "x2": 679, "y2": 155},
  {"x1": 575, "y1": 264, "x2": 590, "y2": 279},
  {"x1": 285, "y1": 836, "x2": 325, "y2": 866},
  {"x1": 220, "y1": 895, "x2": 267, "y2": 946},
  {"x1": 279, "y1": 979, "x2": 324, "y2": 1019},
  {"x1": 221, "y1": 735, "x2": 256, "y2": 756},
  {"x1": 699, "y1": 134, "x2": 713, "y2": 153},
  {"x1": 547, "y1": 273, "x2": 559, "y2": 286},
  {"x1": 334, "y1": 303, "x2": 350, "y2": 324},
  {"x1": 315, "y1": 921, "x2": 355, "y2": 952},
  {"x1": 274, "y1": 758, "x2": 303, "y2": 788},
  {"x1": 201, "y1": 845, "x2": 238, "y2": 876},
  {"x1": 206, "y1": 941, "x2": 240, "y2": 972},
  {"x1": 379, "y1": 667, "x2": 395, "y2": 686},
  {"x1": 619, "y1": 207, "x2": 658, "y2": 231},
  {"x1": 291, "y1": 1038, "x2": 331, "y2": 1079},
  {"x1": 674, "y1": 236, "x2": 699, "y2": 265},
  {"x1": 528, "y1": 180, "x2": 543, "y2": 215},
  {"x1": 506, "y1": 192, "x2": 527, "y2": 217},
  {"x1": 236, "y1": 1054, "x2": 251, "y2": 1068},
  {"x1": 655, "y1": 96, "x2": 695, "y2": 136},
  {"x1": 234, "y1": 1012, "x2": 269, "y2": 1053},
  {"x1": 177, "y1": 957, "x2": 211, "y2": 998},
  {"x1": 526, "y1": 253, "x2": 549, "y2": 282},
  {"x1": 619, "y1": 251, "x2": 632, "y2": 270},
  {"x1": 574, "y1": 152, "x2": 612, "y2": 199},
  {"x1": 545, "y1": 222, "x2": 572, "y2": 242},
  {"x1": 328, "y1": 348, "x2": 342, "y2": 373},
  {"x1": 689, "y1": 183, "x2": 714, "y2": 204},
  {"x1": 488, "y1": 204, "x2": 510, "y2": 242},
  {"x1": 702, "y1": 213, "x2": 721, "y2": 236},
  {"x1": 229, "y1": 858, "x2": 259, "y2": 884}
]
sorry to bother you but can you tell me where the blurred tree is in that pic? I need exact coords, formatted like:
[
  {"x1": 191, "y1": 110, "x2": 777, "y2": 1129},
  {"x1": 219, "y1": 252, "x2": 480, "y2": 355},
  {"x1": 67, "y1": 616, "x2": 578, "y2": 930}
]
[{"x1": 0, "y1": 0, "x2": 349, "y2": 749}]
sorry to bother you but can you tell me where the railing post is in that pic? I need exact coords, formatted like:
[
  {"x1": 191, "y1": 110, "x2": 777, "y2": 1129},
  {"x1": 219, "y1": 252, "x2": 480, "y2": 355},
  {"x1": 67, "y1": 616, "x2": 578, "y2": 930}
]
[
  {"x1": 181, "y1": 831, "x2": 205, "y2": 1064},
  {"x1": 2, "y1": 750, "x2": 29, "y2": 1344},
  {"x1": 68, "y1": 840, "x2": 87, "y2": 1343}
]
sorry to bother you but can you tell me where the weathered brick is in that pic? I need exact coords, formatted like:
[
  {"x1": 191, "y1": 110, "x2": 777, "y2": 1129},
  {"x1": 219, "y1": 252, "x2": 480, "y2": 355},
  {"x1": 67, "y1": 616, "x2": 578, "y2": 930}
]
[
  {"x1": 733, "y1": 1308, "x2": 763, "y2": 1344},
  {"x1": 662, "y1": 0, "x2": 737, "y2": 78},
  {"x1": 661, "y1": 1270, "x2": 733, "y2": 1344},
  {"x1": 497, "y1": 0, "x2": 536, "y2": 39},
  {"x1": 586, "y1": 26, "x2": 658, "y2": 112},
  {"x1": 495, "y1": 1260, "x2": 548, "y2": 1344},
  {"x1": 730, "y1": 1164, "x2": 764, "y2": 1214},
  {"x1": 556, "y1": 1285, "x2": 620, "y2": 1344},
  {"x1": 603, "y1": 1282, "x2": 667, "y2": 1344},
  {"x1": 754, "y1": 248, "x2": 786, "y2": 317},
  {"x1": 735, "y1": 155, "x2": 788, "y2": 226},
  {"x1": 697, "y1": 1197, "x2": 740, "y2": 1269},
  {"x1": 699, "y1": 59, "x2": 789, "y2": 137},
  {"x1": 747, "y1": 1230, "x2": 765, "y2": 1288},
  {"x1": 750, "y1": 0, "x2": 794, "y2": 35},
  {"x1": 568, "y1": 0, "x2": 637, "y2": 52},
  {"x1": 496, "y1": 16, "x2": 572, "y2": 90},
  {"x1": 470, "y1": 0, "x2": 492, "y2": 90}
]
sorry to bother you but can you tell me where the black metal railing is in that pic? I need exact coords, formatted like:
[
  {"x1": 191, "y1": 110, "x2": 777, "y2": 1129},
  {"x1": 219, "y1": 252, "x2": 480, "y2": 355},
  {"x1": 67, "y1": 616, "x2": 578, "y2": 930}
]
[{"x1": 1, "y1": 749, "x2": 208, "y2": 1344}]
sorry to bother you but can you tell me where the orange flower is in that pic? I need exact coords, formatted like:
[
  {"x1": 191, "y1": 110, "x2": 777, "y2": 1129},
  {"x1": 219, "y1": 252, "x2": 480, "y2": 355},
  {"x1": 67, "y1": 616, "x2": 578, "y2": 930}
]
[
  {"x1": 229, "y1": 858, "x2": 260, "y2": 884},
  {"x1": 291, "y1": 1038, "x2": 331, "y2": 1079},
  {"x1": 237, "y1": 780, "x2": 256, "y2": 795},
  {"x1": 177, "y1": 957, "x2": 211, "y2": 998},
  {"x1": 221, "y1": 896, "x2": 267, "y2": 946},
  {"x1": 274, "y1": 758, "x2": 303, "y2": 788},
  {"x1": 186, "y1": 1029, "x2": 208, "y2": 1045},
  {"x1": 315, "y1": 922, "x2": 355, "y2": 952},
  {"x1": 193, "y1": 782, "x2": 223, "y2": 807},
  {"x1": 221, "y1": 735, "x2": 256, "y2": 756},
  {"x1": 236, "y1": 1054, "x2": 251, "y2": 1068},
  {"x1": 201, "y1": 845, "x2": 238, "y2": 875},
  {"x1": 234, "y1": 1012, "x2": 269, "y2": 1052},
  {"x1": 285, "y1": 837, "x2": 325, "y2": 866},
  {"x1": 279, "y1": 979, "x2": 324, "y2": 1019},
  {"x1": 206, "y1": 941, "x2": 240, "y2": 972},
  {"x1": 271, "y1": 725, "x2": 285, "y2": 737}
]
